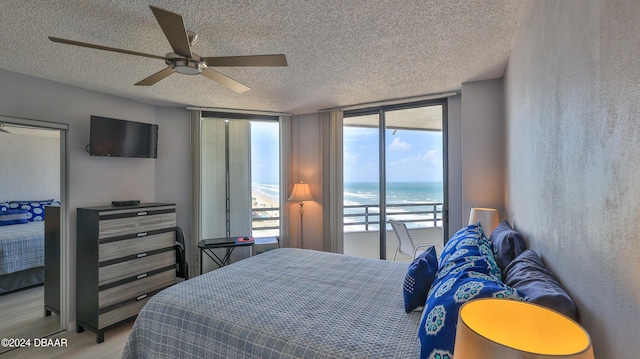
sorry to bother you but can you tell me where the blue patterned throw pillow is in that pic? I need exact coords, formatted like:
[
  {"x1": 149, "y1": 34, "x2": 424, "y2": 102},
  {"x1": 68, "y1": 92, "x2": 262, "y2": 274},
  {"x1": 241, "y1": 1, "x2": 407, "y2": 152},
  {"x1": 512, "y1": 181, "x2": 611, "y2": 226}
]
[
  {"x1": 418, "y1": 223, "x2": 526, "y2": 359},
  {"x1": 0, "y1": 208, "x2": 29, "y2": 226},
  {"x1": 418, "y1": 275, "x2": 526, "y2": 359},
  {"x1": 438, "y1": 222, "x2": 502, "y2": 281},
  {"x1": 404, "y1": 246, "x2": 438, "y2": 313},
  {"x1": 8, "y1": 199, "x2": 54, "y2": 222}
]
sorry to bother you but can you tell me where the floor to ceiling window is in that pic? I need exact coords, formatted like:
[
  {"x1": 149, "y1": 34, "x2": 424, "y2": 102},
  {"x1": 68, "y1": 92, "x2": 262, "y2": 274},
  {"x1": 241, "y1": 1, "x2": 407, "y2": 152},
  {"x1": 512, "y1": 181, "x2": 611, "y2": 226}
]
[
  {"x1": 250, "y1": 121, "x2": 281, "y2": 237},
  {"x1": 199, "y1": 112, "x2": 281, "y2": 241},
  {"x1": 342, "y1": 100, "x2": 447, "y2": 261}
]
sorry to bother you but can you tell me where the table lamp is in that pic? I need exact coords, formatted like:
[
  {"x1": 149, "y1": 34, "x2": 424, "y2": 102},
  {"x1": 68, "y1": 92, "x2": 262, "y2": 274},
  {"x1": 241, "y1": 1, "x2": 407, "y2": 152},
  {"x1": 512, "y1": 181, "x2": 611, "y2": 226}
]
[
  {"x1": 468, "y1": 207, "x2": 500, "y2": 236},
  {"x1": 288, "y1": 182, "x2": 313, "y2": 248},
  {"x1": 453, "y1": 298, "x2": 594, "y2": 359}
]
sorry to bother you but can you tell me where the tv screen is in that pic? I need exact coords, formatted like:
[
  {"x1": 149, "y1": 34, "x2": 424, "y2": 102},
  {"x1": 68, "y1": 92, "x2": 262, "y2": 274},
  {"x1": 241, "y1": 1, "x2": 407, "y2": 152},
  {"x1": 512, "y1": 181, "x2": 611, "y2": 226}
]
[{"x1": 89, "y1": 116, "x2": 158, "y2": 158}]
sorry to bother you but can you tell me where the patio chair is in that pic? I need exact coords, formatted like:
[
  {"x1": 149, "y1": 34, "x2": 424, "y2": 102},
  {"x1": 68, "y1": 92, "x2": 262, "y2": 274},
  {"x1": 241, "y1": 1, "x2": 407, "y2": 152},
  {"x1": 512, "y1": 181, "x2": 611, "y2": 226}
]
[{"x1": 390, "y1": 220, "x2": 441, "y2": 261}]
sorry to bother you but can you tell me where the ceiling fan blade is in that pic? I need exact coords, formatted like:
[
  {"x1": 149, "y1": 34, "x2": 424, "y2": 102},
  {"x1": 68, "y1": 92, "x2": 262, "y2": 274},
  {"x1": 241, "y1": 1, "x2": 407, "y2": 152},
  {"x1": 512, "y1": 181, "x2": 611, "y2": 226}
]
[
  {"x1": 149, "y1": 5, "x2": 192, "y2": 58},
  {"x1": 201, "y1": 68, "x2": 250, "y2": 93},
  {"x1": 204, "y1": 54, "x2": 288, "y2": 67},
  {"x1": 48, "y1": 36, "x2": 165, "y2": 60},
  {"x1": 134, "y1": 67, "x2": 175, "y2": 86}
]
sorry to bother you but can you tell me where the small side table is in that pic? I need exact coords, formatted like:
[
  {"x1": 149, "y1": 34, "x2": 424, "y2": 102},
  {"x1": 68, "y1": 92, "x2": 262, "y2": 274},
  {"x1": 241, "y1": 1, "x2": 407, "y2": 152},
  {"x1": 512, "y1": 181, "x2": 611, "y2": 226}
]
[{"x1": 198, "y1": 238, "x2": 254, "y2": 274}]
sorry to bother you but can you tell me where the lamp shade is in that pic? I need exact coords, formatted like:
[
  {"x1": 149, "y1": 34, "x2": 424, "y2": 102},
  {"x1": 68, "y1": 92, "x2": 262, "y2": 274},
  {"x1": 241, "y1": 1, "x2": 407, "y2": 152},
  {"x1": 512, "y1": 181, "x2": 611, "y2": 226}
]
[
  {"x1": 288, "y1": 183, "x2": 314, "y2": 202},
  {"x1": 468, "y1": 207, "x2": 500, "y2": 236},
  {"x1": 453, "y1": 298, "x2": 594, "y2": 359}
]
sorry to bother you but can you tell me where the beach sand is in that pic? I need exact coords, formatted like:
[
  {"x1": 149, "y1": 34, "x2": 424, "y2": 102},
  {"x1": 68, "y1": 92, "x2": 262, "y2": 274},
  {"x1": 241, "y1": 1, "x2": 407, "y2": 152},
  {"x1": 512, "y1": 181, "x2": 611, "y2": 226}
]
[{"x1": 252, "y1": 189, "x2": 279, "y2": 209}]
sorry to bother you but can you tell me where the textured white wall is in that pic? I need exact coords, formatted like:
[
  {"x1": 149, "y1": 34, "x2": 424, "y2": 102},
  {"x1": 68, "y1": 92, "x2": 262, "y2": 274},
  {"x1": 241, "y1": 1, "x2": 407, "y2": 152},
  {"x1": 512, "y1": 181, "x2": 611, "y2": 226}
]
[
  {"x1": 461, "y1": 79, "x2": 506, "y2": 223},
  {"x1": 290, "y1": 113, "x2": 323, "y2": 250},
  {"x1": 0, "y1": 131, "x2": 60, "y2": 202},
  {"x1": 154, "y1": 107, "x2": 192, "y2": 266},
  {"x1": 446, "y1": 94, "x2": 463, "y2": 234},
  {"x1": 505, "y1": 1, "x2": 640, "y2": 357}
]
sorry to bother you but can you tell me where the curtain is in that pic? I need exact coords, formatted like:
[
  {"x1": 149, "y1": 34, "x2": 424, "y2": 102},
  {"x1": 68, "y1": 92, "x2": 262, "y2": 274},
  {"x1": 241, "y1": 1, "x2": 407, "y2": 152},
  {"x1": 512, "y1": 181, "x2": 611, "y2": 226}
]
[
  {"x1": 320, "y1": 110, "x2": 344, "y2": 253},
  {"x1": 190, "y1": 109, "x2": 201, "y2": 276},
  {"x1": 279, "y1": 115, "x2": 292, "y2": 248},
  {"x1": 199, "y1": 118, "x2": 251, "y2": 270}
]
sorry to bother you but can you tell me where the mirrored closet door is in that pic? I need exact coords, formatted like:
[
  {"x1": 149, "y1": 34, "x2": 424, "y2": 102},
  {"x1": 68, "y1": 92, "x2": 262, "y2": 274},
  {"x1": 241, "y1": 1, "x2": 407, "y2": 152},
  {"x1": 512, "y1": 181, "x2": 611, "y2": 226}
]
[{"x1": 0, "y1": 117, "x2": 67, "y2": 354}]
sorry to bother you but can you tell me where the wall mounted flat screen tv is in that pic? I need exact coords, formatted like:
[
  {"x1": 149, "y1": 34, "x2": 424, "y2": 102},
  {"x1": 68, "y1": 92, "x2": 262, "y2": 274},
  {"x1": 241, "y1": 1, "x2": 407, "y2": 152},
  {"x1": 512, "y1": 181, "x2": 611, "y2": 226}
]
[{"x1": 89, "y1": 115, "x2": 158, "y2": 158}]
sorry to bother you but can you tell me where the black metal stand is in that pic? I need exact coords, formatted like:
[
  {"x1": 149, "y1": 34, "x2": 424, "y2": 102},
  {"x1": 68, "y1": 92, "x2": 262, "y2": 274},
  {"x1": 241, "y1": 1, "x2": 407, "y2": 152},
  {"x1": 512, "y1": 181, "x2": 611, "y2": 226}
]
[{"x1": 198, "y1": 239, "x2": 254, "y2": 274}]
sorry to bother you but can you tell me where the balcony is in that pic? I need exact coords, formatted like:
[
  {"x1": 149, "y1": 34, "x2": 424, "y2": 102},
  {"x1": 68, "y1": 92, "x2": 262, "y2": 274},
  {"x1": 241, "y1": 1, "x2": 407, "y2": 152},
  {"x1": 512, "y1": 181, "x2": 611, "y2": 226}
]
[
  {"x1": 252, "y1": 202, "x2": 444, "y2": 262},
  {"x1": 344, "y1": 202, "x2": 443, "y2": 231},
  {"x1": 252, "y1": 207, "x2": 280, "y2": 237}
]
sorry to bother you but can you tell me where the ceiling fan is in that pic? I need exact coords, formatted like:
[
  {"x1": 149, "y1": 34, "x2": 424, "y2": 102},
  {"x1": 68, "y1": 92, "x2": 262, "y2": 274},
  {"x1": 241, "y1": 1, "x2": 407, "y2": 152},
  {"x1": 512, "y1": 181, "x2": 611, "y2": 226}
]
[{"x1": 48, "y1": 5, "x2": 287, "y2": 93}]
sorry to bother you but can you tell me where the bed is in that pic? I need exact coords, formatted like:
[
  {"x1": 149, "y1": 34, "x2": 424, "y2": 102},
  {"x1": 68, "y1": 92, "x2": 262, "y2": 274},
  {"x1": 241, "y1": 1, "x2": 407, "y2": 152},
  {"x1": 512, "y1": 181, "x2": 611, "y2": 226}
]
[
  {"x1": 122, "y1": 248, "x2": 422, "y2": 358},
  {"x1": 0, "y1": 221, "x2": 45, "y2": 294},
  {"x1": 123, "y1": 222, "x2": 581, "y2": 358},
  {"x1": 0, "y1": 200, "x2": 55, "y2": 295}
]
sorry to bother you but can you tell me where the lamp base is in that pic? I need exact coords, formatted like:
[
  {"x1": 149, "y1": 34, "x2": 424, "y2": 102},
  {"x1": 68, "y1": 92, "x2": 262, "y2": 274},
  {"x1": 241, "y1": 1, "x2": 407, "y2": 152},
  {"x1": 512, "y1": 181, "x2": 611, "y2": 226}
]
[{"x1": 299, "y1": 202, "x2": 304, "y2": 248}]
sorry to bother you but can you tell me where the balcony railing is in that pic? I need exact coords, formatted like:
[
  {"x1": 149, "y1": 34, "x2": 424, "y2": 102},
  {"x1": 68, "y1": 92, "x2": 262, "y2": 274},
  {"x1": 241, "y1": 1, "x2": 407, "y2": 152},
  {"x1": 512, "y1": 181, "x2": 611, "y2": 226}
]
[
  {"x1": 252, "y1": 202, "x2": 443, "y2": 234},
  {"x1": 344, "y1": 202, "x2": 443, "y2": 232},
  {"x1": 252, "y1": 207, "x2": 280, "y2": 236}
]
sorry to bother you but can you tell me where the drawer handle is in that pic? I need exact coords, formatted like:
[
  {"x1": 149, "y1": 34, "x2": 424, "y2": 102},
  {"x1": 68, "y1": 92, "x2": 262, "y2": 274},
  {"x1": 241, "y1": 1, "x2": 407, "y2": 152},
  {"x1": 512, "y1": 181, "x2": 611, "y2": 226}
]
[
  {"x1": 136, "y1": 294, "x2": 148, "y2": 301},
  {"x1": 137, "y1": 232, "x2": 148, "y2": 237},
  {"x1": 136, "y1": 252, "x2": 148, "y2": 258},
  {"x1": 137, "y1": 211, "x2": 148, "y2": 216},
  {"x1": 136, "y1": 273, "x2": 148, "y2": 279}
]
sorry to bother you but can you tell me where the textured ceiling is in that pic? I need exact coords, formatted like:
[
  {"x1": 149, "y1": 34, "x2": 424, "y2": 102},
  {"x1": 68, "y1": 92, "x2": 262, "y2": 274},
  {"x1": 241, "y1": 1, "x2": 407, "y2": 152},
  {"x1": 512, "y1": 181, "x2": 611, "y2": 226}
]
[{"x1": 0, "y1": 0, "x2": 526, "y2": 115}]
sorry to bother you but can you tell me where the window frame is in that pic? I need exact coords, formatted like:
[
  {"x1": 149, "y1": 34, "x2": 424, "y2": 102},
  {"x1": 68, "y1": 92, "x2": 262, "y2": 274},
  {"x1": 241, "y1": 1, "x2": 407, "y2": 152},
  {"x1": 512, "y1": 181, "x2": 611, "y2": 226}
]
[
  {"x1": 192, "y1": 110, "x2": 290, "y2": 273},
  {"x1": 343, "y1": 98, "x2": 449, "y2": 259}
]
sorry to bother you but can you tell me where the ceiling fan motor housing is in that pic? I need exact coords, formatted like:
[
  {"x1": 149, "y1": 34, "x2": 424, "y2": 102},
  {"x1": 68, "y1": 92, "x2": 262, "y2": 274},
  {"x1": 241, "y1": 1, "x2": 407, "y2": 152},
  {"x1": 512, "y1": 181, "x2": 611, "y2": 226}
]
[{"x1": 165, "y1": 54, "x2": 204, "y2": 75}]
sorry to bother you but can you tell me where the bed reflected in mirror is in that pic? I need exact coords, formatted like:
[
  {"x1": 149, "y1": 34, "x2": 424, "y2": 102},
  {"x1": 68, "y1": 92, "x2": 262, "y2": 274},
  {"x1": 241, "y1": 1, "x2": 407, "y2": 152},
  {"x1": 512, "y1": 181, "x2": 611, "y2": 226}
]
[{"x1": 0, "y1": 120, "x2": 65, "y2": 354}]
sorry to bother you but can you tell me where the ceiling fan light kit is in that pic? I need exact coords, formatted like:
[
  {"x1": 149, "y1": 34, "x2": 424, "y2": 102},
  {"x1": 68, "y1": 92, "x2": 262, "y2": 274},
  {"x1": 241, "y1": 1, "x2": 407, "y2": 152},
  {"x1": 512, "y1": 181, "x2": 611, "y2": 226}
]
[{"x1": 49, "y1": 5, "x2": 287, "y2": 93}]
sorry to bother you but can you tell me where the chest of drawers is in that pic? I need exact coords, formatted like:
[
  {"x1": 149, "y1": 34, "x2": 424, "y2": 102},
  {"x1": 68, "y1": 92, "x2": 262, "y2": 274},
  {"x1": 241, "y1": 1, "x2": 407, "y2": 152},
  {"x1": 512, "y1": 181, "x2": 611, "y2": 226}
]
[{"x1": 76, "y1": 203, "x2": 177, "y2": 343}]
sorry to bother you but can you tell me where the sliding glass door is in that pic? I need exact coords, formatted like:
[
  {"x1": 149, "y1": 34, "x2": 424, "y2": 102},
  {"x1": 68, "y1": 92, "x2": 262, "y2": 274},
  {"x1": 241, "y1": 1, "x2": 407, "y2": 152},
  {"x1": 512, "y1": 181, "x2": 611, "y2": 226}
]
[
  {"x1": 343, "y1": 113, "x2": 381, "y2": 258},
  {"x1": 343, "y1": 100, "x2": 446, "y2": 261}
]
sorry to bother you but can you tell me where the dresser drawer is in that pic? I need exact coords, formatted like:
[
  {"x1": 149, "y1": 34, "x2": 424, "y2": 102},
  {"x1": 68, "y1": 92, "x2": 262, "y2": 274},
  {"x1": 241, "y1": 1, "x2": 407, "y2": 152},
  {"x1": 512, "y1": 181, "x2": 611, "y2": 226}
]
[
  {"x1": 99, "y1": 294, "x2": 150, "y2": 329},
  {"x1": 99, "y1": 231, "x2": 175, "y2": 262},
  {"x1": 99, "y1": 249, "x2": 175, "y2": 285},
  {"x1": 98, "y1": 208, "x2": 176, "y2": 239},
  {"x1": 98, "y1": 285, "x2": 171, "y2": 329},
  {"x1": 99, "y1": 267, "x2": 175, "y2": 309}
]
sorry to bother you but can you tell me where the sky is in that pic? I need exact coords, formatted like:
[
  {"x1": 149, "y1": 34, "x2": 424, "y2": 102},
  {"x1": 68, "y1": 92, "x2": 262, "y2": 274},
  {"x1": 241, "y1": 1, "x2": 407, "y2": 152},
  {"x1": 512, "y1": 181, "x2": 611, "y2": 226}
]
[
  {"x1": 250, "y1": 121, "x2": 444, "y2": 184},
  {"x1": 343, "y1": 127, "x2": 443, "y2": 183},
  {"x1": 251, "y1": 121, "x2": 280, "y2": 184}
]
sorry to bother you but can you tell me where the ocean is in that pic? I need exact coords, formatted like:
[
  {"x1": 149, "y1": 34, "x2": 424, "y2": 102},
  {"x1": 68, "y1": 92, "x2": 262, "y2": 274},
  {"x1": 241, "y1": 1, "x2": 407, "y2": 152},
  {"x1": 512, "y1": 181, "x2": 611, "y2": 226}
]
[
  {"x1": 344, "y1": 181, "x2": 442, "y2": 206},
  {"x1": 252, "y1": 182, "x2": 443, "y2": 205},
  {"x1": 252, "y1": 183, "x2": 280, "y2": 204},
  {"x1": 252, "y1": 182, "x2": 443, "y2": 231},
  {"x1": 344, "y1": 182, "x2": 443, "y2": 230}
]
